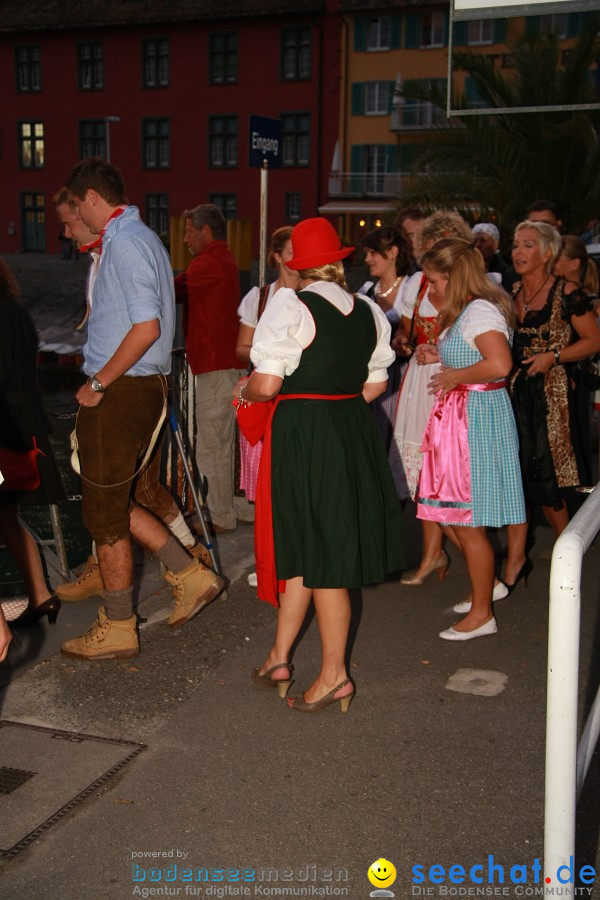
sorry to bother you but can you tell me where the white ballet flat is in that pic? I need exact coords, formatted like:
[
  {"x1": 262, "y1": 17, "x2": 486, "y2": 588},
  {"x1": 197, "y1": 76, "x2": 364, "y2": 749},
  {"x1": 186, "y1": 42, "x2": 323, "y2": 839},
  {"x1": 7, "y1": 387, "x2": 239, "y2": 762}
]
[
  {"x1": 439, "y1": 617, "x2": 498, "y2": 641},
  {"x1": 452, "y1": 581, "x2": 509, "y2": 614},
  {"x1": 247, "y1": 572, "x2": 258, "y2": 588}
]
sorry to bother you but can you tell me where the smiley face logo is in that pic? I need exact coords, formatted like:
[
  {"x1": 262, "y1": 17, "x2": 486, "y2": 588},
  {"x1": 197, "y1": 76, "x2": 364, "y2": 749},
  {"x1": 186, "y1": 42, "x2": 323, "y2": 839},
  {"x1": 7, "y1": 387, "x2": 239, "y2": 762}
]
[{"x1": 367, "y1": 858, "x2": 397, "y2": 889}]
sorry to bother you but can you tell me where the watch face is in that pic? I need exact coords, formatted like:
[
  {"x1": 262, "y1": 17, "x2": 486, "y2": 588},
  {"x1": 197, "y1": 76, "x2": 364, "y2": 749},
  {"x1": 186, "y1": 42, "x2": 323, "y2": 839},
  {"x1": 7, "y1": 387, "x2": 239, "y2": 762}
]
[{"x1": 91, "y1": 379, "x2": 104, "y2": 392}]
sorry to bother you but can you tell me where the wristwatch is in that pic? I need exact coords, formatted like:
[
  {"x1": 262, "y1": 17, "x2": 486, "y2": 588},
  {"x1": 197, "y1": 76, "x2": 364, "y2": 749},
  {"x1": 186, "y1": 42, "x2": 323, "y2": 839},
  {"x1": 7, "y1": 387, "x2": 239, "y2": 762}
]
[{"x1": 89, "y1": 375, "x2": 105, "y2": 393}]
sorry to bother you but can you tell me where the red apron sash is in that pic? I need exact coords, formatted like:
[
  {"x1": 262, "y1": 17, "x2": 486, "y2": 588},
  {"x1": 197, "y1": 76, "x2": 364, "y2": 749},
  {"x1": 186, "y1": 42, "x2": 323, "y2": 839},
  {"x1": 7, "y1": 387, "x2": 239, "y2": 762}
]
[{"x1": 255, "y1": 392, "x2": 360, "y2": 607}]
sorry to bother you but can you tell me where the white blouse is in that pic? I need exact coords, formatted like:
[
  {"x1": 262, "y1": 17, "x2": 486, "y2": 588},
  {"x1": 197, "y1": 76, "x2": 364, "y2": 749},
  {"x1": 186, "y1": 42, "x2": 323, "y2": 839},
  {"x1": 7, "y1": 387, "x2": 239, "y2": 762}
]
[
  {"x1": 237, "y1": 283, "x2": 277, "y2": 328},
  {"x1": 440, "y1": 299, "x2": 512, "y2": 350},
  {"x1": 250, "y1": 281, "x2": 395, "y2": 383}
]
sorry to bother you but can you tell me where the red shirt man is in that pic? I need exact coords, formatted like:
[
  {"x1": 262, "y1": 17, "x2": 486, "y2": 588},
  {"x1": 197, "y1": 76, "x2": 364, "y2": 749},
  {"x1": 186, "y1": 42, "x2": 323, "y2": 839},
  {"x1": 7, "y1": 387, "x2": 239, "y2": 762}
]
[{"x1": 175, "y1": 204, "x2": 253, "y2": 532}]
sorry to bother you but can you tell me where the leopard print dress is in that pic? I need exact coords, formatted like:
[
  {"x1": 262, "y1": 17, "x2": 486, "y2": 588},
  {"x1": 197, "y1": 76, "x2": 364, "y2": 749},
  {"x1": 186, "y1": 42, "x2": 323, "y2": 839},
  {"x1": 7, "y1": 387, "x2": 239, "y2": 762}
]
[{"x1": 510, "y1": 277, "x2": 592, "y2": 508}]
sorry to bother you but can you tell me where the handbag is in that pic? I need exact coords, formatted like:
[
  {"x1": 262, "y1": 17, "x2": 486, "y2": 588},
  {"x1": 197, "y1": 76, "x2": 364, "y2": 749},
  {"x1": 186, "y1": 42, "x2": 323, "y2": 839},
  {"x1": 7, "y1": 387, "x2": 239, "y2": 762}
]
[
  {"x1": 233, "y1": 398, "x2": 273, "y2": 446},
  {"x1": 233, "y1": 283, "x2": 275, "y2": 446},
  {"x1": 0, "y1": 437, "x2": 42, "y2": 492}
]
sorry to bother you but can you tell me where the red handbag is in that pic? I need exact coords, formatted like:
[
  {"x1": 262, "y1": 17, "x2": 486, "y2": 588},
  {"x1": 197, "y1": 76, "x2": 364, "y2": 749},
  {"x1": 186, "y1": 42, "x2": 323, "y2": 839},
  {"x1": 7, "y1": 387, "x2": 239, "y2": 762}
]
[
  {"x1": 0, "y1": 437, "x2": 42, "y2": 492},
  {"x1": 233, "y1": 399, "x2": 273, "y2": 446}
]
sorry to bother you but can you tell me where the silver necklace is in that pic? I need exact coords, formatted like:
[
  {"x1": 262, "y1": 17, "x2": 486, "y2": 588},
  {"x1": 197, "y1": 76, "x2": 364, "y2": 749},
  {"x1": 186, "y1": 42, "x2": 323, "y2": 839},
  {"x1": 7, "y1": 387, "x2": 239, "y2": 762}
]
[{"x1": 376, "y1": 275, "x2": 402, "y2": 299}]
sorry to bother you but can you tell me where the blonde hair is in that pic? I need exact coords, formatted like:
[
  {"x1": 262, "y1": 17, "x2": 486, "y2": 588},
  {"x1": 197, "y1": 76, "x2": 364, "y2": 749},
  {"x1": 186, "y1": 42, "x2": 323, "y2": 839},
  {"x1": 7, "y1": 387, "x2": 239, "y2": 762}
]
[
  {"x1": 416, "y1": 210, "x2": 473, "y2": 259},
  {"x1": 559, "y1": 234, "x2": 599, "y2": 293},
  {"x1": 297, "y1": 260, "x2": 348, "y2": 290},
  {"x1": 514, "y1": 220, "x2": 562, "y2": 272},
  {"x1": 420, "y1": 238, "x2": 516, "y2": 333}
]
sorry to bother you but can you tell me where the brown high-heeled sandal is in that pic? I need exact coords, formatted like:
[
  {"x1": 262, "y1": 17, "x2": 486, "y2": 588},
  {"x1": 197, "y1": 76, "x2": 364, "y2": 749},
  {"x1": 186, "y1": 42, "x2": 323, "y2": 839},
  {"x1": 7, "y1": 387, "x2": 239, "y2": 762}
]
[
  {"x1": 287, "y1": 678, "x2": 355, "y2": 714},
  {"x1": 251, "y1": 663, "x2": 293, "y2": 699},
  {"x1": 400, "y1": 550, "x2": 449, "y2": 585}
]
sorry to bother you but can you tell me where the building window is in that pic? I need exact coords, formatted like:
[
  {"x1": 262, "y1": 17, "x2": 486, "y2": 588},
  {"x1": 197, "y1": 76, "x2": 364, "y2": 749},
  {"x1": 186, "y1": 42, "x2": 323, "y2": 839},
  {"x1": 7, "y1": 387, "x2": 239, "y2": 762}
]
[
  {"x1": 467, "y1": 20, "x2": 493, "y2": 45},
  {"x1": 364, "y1": 145, "x2": 389, "y2": 193},
  {"x1": 80, "y1": 120, "x2": 106, "y2": 157},
  {"x1": 16, "y1": 46, "x2": 41, "y2": 92},
  {"x1": 421, "y1": 12, "x2": 445, "y2": 48},
  {"x1": 19, "y1": 122, "x2": 44, "y2": 168},
  {"x1": 540, "y1": 14, "x2": 568, "y2": 38},
  {"x1": 78, "y1": 43, "x2": 103, "y2": 90},
  {"x1": 281, "y1": 113, "x2": 310, "y2": 167},
  {"x1": 146, "y1": 194, "x2": 169, "y2": 234},
  {"x1": 143, "y1": 39, "x2": 169, "y2": 88},
  {"x1": 209, "y1": 194, "x2": 237, "y2": 220},
  {"x1": 143, "y1": 119, "x2": 170, "y2": 168},
  {"x1": 402, "y1": 79, "x2": 447, "y2": 128},
  {"x1": 209, "y1": 33, "x2": 237, "y2": 84},
  {"x1": 286, "y1": 193, "x2": 301, "y2": 223},
  {"x1": 282, "y1": 28, "x2": 311, "y2": 80},
  {"x1": 209, "y1": 116, "x2": 237, "y2": 168},
  {"x1": 366, "y1": 17, "x2": 391, "y2": 51},
  {"x1": 365, "y1": 81, "x2": 390, "y2": 115}
]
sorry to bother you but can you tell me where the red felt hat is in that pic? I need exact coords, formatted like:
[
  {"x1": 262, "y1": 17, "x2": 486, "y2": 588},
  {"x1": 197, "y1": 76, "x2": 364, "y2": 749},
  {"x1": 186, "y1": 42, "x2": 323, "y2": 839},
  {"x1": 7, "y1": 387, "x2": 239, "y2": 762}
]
[{"x1": 286, "y1": 217, "x2": 355, "y2": 270}]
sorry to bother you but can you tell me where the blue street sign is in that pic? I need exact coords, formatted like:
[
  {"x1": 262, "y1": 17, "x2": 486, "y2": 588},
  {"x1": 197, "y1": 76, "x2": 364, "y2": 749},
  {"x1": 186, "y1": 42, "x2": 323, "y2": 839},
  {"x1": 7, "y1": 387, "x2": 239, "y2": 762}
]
[{"x1": 248, "y1": 115, "x2": 282, "y2": 169}]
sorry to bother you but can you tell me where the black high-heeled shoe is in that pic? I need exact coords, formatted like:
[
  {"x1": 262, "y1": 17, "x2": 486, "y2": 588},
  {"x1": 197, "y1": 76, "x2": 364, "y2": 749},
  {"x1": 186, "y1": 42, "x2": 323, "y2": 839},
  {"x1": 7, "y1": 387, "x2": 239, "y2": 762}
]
[
  {"x1": 11, "y1": 595, "x2": 61, "y2": 627},
  {"x1": 503, "y1": 558, "x2": 533, "y2": 595}
]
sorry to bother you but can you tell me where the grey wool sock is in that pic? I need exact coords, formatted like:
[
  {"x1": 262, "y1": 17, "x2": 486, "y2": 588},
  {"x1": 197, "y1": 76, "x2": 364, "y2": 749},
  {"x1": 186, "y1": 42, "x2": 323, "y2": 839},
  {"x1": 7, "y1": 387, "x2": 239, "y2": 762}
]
[
  {"x1": 156, "y1": 535, "x2": 192, "y2": 574},
  {"x1": 104, "y1": 587, "x2": 134, "y2": 621}
]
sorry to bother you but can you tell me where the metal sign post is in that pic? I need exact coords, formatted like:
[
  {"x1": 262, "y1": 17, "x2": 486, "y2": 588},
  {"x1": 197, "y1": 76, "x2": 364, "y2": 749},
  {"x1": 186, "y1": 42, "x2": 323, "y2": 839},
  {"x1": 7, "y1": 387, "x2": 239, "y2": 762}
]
[
  {"x1": 248, "y1": 114, "x2": 282, "y2": 286},
  {"x1": 259, "y1": 160, "x2": 268, "y2": 288}
]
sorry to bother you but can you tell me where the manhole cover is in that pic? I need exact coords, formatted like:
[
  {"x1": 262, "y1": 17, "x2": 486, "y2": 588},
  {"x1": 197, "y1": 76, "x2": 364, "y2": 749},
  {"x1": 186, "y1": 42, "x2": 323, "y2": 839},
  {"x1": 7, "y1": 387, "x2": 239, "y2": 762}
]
[{"x1": 0, "y1": 720, "x2": 146, "y2": 859}]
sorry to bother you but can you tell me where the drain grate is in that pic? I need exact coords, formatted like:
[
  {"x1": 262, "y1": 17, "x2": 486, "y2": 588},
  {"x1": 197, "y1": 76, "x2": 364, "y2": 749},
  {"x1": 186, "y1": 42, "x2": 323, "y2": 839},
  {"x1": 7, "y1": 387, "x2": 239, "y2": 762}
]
[
  {"x1": 0, "y1": 720, "x2": 146, "y2": 859},
  {"x1": 0, "y1": 767, "x2": 36, "y2": 795}
]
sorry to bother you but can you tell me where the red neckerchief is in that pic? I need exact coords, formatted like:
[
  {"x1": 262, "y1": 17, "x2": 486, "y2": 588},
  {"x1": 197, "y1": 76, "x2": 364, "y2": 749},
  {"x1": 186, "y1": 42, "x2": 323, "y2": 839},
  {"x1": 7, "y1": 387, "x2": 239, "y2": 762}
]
[{"x1": 80, "y1": 205, "x2": 126, "y2": 254}]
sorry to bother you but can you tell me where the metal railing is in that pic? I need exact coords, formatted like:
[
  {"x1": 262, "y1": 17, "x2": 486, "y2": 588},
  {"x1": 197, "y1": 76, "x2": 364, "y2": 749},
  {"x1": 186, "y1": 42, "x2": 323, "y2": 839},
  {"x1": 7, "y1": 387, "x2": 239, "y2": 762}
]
[
  {"x1": 544, "y1": 482, "x2": 600, "y2": 897},
  {"x1": 327, "y1": 171, "x2": 403, "y2": 198}
]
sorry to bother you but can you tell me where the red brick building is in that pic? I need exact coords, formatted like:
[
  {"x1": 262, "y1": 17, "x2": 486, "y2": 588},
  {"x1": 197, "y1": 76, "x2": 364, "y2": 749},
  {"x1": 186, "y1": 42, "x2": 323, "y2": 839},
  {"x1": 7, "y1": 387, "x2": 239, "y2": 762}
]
[{"x1": 0, "y1": 0, "x2": 341, "y2": 257}]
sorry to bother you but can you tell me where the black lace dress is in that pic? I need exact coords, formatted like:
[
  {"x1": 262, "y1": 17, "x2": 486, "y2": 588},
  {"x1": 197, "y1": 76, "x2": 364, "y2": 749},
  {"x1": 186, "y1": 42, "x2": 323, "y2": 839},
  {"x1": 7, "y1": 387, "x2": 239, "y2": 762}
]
[{"x1": 509, "y1": 277, "x2": 592, "y2": 509}]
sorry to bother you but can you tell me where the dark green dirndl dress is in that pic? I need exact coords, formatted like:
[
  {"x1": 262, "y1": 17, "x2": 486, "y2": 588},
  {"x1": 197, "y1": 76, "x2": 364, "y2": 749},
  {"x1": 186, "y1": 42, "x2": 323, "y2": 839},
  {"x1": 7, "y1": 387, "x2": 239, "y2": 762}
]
[{"x1": 270, "y1": 289, "x2": 405, "y2": 588}]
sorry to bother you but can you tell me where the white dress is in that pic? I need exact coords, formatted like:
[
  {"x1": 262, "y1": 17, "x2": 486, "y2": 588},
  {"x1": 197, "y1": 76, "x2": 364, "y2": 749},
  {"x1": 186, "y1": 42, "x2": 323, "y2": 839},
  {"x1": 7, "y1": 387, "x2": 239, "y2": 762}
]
[{"x1": 390, "y1": 280, "x2": 441, "y2": 500}]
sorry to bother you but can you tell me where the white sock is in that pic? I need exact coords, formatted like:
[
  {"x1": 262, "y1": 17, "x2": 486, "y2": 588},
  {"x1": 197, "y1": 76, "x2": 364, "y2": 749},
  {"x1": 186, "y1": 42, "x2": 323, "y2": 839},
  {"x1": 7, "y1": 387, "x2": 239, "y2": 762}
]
[{"x1": 167, "y1": 512, "x2": 195, "y2": 547}]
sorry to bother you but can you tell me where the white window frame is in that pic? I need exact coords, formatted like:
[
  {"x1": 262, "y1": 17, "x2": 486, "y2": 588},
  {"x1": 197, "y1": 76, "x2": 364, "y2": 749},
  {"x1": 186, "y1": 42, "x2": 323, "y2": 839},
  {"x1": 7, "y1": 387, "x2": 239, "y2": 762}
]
[
  {"x1": 366, "y1": 16, "x2": 391, "y2": 52},
  {"x1": 365, "y1": 81, "x2": 389, "y2": 115},
  {"x1": 421, "y1": 12, "x2": 445, "y2": 48}
]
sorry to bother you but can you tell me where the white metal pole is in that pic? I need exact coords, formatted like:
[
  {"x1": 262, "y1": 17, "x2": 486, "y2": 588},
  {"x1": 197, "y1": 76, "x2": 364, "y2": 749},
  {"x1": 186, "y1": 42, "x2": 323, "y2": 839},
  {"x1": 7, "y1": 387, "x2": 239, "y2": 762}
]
[
  {"x1": 259, "y1": 160, "x2": 268, "y2": 288},
  {"x1": 544, "y1": 531, "x2": 582, "y2": 898}
]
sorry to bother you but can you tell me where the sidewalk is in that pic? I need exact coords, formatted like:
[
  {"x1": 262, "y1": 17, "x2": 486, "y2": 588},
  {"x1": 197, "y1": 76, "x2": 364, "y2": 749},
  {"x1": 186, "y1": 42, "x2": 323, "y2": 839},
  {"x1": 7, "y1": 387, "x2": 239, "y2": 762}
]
[{"x1": 0, "y1": 505, "x2": 598, "y2": 899}]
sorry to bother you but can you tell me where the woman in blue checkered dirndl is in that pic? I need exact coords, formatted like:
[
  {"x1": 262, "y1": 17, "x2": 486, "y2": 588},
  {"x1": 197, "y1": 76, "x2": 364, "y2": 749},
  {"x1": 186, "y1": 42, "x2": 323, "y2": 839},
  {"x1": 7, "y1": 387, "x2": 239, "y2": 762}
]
[{"x1": 415, "y1": 238, "x2": 526, "y2": 642}]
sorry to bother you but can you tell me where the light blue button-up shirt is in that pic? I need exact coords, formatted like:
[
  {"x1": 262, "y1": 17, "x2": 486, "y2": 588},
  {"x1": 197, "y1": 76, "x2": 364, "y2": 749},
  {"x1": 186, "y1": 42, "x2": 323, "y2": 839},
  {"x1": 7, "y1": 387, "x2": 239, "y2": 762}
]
[{"x1": 83, "y1": 205, "x2": 175, "y2": 377}]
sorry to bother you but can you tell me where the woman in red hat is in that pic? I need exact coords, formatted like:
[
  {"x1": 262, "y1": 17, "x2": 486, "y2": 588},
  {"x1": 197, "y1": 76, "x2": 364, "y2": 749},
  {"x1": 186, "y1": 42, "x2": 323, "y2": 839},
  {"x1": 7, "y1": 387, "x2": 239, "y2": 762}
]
[{"x1": 234, "y1": 217, "x2": 404, "y2": 714}]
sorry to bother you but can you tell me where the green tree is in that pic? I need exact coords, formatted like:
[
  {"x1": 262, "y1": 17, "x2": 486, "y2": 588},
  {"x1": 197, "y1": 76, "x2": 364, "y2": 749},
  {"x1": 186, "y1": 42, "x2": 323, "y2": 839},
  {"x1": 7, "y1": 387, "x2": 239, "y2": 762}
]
[{"x1": 396, "y1": 15, "x2": 600, "y2": 232}]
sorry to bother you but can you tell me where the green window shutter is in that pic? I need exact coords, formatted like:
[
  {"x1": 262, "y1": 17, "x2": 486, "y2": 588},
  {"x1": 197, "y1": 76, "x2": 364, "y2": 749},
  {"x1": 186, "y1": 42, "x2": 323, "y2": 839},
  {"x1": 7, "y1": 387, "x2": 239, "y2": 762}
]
[
  {"x1": 405, "y1": 14, "x2": 420, "y2": 49},
  {"x1": 525, "y1": 15, "x2": 541, "y2": 37},
  {"x1": 402, "y1": 78, "x2": 417, "y2": 126},
  {"x1": 350, "y1": 145, "x2": 365, "y2": 193},
  {"x1": 351, "y1": 82, "x2": 365, "y2": 115},
  {"x1": 391, "y1": 15, "x2": 402, "y2": 49},
  {"x1": 386, "y1": 144, "x2": 398, "y2": 173},
  {"x1": 354, "y1": 18, "x2": 367, "y2": 52},
  {"x1": 454, "y1": 22, "x2": 468, "y2": 46},
  {"x1": 493, "y1": 18, "x2": 507, "y2": 43},
  {"x1": 567, "y1": 13, "x2": 582, "y2": 37},
  {"x1": 350, "y1": 145, "x2": 364, "y2": 171}
]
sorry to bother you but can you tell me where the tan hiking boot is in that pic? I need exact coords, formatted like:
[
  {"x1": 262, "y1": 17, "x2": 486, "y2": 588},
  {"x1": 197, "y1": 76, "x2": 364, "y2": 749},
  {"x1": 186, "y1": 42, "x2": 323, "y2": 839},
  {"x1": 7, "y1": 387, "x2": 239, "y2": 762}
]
[
  {"x1": 164, "y1": 560, "x2": 224, "y2": 628},
  {"x1": 60, "y1": 607, "x2": 139, "y2": 660},
  {"x1": 54, "y1": 556, "x2": 105, "y2": 602},
  {"x1": 187, "y1": 542, "x2": 212, "y2": 568}
]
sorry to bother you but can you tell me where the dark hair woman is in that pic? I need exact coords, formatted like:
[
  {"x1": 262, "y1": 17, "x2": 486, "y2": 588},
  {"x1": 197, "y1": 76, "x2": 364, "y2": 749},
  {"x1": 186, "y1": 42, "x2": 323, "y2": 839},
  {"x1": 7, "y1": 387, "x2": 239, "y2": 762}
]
[{"x1": 0, "y1": 258, "x2": 63, "y2": 628}]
